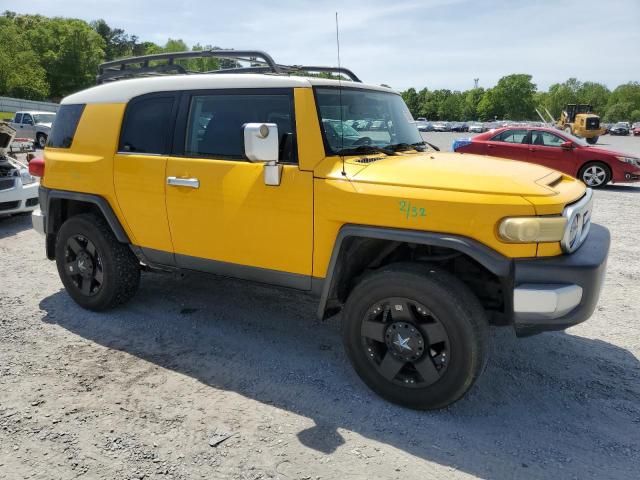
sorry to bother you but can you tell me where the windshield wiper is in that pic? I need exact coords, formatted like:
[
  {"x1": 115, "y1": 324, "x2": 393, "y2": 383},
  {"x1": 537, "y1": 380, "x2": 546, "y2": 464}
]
[
  {"x1": 335, "y1": 145, "x2": 396, "y2": 156},
  {"x1": 383, "y1": 142, "x2": 430, "y2": 152}
]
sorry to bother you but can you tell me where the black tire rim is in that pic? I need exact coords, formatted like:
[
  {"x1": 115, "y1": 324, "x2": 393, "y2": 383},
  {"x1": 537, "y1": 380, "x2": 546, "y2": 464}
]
[
  {"x1": 64, "y1": 234, "x2": 104, "y2": 297},
  {"x1": 360, "y1": 297, "x2": 450, "y2": 388}
]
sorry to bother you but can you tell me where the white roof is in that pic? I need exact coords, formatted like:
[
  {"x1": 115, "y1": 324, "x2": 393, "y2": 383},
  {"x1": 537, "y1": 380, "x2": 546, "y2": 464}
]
[{"x1": 62, "y1": 74, "x2": 396, "y2": 105}]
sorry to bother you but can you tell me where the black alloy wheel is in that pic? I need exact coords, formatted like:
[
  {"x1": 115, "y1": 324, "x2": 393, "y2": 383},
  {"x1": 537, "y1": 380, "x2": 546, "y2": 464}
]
[
  {"x1": 361, "y1": 297, "x2": 450, "y2": 388},
  {"x1": 63, "y1": 234, "x2": 104, "y2": 297}
]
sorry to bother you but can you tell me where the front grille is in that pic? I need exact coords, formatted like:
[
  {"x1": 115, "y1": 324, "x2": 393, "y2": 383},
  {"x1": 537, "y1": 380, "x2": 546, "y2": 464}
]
[
  {"x1": 586, "y1": 117, "x2": 600, "y2": 130},
  {"x1": 0, "y1": 200, "x2": 20, "y2": 211},
  {"x1": 26, "y1": 197, "x2": 39, "y2": 207},
  {"x1": 0, "y1": 178, "x2": 15, "y2": 191},
  {"x1": 561, "y1": 189, "x2": 593, "y2": 253}
]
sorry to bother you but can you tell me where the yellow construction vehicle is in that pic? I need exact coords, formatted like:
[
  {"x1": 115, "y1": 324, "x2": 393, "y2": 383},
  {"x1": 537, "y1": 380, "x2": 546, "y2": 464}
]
[{"x1": 537, "y1": 104, "x2": 605, "y2": 145}]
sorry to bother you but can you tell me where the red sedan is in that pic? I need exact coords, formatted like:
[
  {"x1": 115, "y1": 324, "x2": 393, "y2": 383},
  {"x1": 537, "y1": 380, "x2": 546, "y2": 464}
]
[{"x1": 453, "y1": 126, "x2": 640, "y2": 188}]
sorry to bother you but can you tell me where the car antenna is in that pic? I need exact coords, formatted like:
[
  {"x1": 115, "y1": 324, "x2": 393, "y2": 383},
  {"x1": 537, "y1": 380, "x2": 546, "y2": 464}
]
[{"x1": 336, "y1": 12, "x2": 347, "y2": 177}]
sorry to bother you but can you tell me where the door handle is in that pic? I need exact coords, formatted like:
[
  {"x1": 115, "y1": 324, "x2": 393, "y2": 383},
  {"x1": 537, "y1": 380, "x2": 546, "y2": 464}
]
[
  {"x1": 528, "y1": 148, "x2": 536, "y2": 152},
  {"x1": 487, "y1": 144, "x2": 494, "y2": 148},
  {"x1": 167, "y1": 177, "x2": 200, "y2": 188}
]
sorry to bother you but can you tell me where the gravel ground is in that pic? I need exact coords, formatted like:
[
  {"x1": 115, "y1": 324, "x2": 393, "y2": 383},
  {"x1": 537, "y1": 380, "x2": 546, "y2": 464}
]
[{"x1": 1, "y1": 137, "x2": 639, "y2": 480}]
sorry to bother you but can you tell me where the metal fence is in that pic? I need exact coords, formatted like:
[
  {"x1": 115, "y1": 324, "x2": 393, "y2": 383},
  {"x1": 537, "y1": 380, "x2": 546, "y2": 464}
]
[{"x1": 0, "y1": 96, "x2": 59, "y2": 116}]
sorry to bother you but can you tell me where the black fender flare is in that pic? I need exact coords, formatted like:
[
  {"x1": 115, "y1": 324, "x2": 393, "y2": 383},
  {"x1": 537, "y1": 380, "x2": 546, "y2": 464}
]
[
  {"x1": 316, "y1": 224, "x2": 513, "y2": 320},
  {"x1": 42, "y1": 187, "x2": 130, "y2": 243}
]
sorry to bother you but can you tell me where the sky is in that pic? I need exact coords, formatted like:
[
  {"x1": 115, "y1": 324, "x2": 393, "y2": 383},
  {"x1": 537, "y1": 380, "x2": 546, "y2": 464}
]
[{"x1": 8, "y1": 0, "x2": 640, "y2": 91}]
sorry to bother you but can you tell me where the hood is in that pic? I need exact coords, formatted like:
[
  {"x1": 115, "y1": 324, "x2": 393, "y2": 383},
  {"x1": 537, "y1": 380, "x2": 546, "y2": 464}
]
[
  {"x1": 347, "y1": 152, "x2": 568, "y2": 196},
  {"x1": 0, "y1": 121, "x2": 16, "y2": 154}
]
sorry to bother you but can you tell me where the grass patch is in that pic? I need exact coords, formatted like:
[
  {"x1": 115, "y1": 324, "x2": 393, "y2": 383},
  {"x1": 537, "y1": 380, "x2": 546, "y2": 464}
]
[{"x1": 0, "y1": 111, "x2": 15, "y2": 121}]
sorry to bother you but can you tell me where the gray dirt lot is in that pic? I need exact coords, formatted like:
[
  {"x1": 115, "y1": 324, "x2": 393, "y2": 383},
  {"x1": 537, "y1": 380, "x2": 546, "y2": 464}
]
[{"x1": 1, "y1": 135, "x2": 639, "y2": 480}]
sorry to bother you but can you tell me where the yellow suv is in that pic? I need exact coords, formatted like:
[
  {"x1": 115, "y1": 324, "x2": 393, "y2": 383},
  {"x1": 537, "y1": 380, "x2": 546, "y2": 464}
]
[{"x1": 30, "y1": 50, "x2": 609, "y2": 409}]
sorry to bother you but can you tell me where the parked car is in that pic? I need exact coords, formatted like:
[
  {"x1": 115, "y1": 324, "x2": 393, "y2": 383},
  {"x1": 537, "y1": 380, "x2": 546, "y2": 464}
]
[
  {"x1": 453, "y1": 126, "x2": 640, "y2": 187},
  {"x1": 0, "y1": 122, "x2": 40, "y2": 216},
  {"x1": 432, "y1": 121, "x2": 450, "y2": 132},
  {"x1": 322, "y1": 119, "x2": 367, "y2": 147},
  {"x1": 633, "y1": 124, "x2": 640, "y2": 136},
  {"x1": 8, "y1": 111, "x2": 56, "y2": 149},
  {"x1": 467, "y1": 122, "x2": 484, "y2": 133},
  {"x1": 450, "y1": 122, "x2": 468, "y2": 132},
  {"x1": 609, "y1": 122, "x2": 630, "y2": 136},
  {"x1": 416, "y1": 121, "x2": 433, "y2": 132}
]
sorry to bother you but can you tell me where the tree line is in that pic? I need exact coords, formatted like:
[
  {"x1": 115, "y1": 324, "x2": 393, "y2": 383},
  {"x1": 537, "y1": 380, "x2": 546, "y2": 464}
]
[
  {"x1": 401, "y1": 76, "x2": 640, "y2": 123},
  {"x1": 0, "y1": 12, "x2": 232, "y2": 101},
  {"x1": 1, "y1": 12, "x2": 639, "y2": 123}
]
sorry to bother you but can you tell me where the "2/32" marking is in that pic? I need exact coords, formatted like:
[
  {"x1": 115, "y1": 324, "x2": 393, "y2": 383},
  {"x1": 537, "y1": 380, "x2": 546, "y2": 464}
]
[{"x1": 399, "y1": 200, "x2": 426, "y2": 219}]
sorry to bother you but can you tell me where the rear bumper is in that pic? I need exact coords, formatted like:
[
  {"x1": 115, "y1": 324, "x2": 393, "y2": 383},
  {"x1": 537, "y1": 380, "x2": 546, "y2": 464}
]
[
  {"x1": 32, "y1": 207, "x2": 45, "y2": 235},
  {"x1": 512, "y1": 224, "x2": 609, "y2": 336}
]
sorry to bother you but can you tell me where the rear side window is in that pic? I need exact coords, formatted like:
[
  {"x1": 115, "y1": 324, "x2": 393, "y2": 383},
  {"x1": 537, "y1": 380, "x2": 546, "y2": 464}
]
[
  {"x1": 491, "y1": 129, "x2": 528, "y2": 144},
  {"x1": 119, "y1": 96, "x2": 175, "y2": 154},
  {"x1": 47, "y1": 104, "x2": 85, "y2": 148}
]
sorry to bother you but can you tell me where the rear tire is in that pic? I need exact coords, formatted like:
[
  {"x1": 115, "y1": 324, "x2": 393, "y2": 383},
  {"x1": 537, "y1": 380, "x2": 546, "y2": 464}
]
[
  {"x1": 586, "y1": 136, "x2": 598, "y2": 145},
  {"x1": 55, "y1": 213, "x2": 140, "y2": 311},
  {"x1": 342, "y1": 264, "x2": 488, "y2": 410},
  {"x1": 578, "y1": 161, "x2": 610, "y2": 188}
]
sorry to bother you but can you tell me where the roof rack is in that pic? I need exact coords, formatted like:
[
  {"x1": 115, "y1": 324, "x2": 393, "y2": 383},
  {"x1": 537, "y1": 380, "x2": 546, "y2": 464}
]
[{"x1": 96, "y1": 49, "x2": 362, "y2": 84}]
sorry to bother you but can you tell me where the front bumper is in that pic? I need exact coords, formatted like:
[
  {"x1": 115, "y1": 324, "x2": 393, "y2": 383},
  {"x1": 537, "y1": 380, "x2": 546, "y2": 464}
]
[
  {"x1": 511, "y1": 223, "x2": 610, "y2": 336},
  {"x1": 0, "y1": 181, "x2": 39, "y2": 215}
]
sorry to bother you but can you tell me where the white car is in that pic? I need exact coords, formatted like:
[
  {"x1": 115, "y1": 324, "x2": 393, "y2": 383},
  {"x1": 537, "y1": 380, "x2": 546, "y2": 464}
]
[
  {"x1": 468, "y1": 122, "x2": 484, "y2": 133},
  {"x1": 0, "y1": 122, "x2": 39, "y2": 216}
]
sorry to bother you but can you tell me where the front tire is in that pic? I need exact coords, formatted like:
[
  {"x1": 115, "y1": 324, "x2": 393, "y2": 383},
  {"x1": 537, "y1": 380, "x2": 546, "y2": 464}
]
[
  {"x1": 578, "y1": 161, "x2": 611, "y2": 188},
  {"x1": 55, "y1": 213, "x2": 140, "y2": 311},
  {"x1": 342, "y1": 264, "x2": 488, "y2": 410},
  {"x1": 586, "y1": 136, "x2": 598, "y2": 145}
]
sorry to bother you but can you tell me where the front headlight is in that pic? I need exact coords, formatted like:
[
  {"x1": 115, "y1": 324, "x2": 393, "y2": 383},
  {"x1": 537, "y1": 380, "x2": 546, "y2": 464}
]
[
  {"x1": 498, "y1": 217, "x2": 567, "y2": 243},
  {"x1": 616, "y1": 156, "x2": 640, "y2": 168},
  {"x1": 20, "y1": 169, "x2": 36, "y2": 185}
]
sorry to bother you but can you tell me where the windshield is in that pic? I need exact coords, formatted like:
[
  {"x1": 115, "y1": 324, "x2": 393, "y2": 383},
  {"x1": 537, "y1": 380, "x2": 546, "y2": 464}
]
[
  {"x1": 33, "y1": 113, "x2": 56, "y2": 124},
  {"x1": 315, "y1": 87, "x2": 423, "y2": 155}
]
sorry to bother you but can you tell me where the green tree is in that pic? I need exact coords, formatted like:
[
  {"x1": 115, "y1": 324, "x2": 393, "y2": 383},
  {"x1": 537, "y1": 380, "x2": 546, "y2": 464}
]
[
  {"x1": 606, "y1": 82, "x2": 640, "y2": 117},
  {"x1": 190, "y1": 43, "x2": 220, "y2": 73},
  {"x1": 438, "y1": 91, "x2": 463, "y2": 121},
  {"x1": 462, "y1": 88, "x2": 484, "y2": 120},
  {"x1": 603, "y1": 102, "x2": 633, "y2": 122},
  {"x1": 492, "y1": 74, "x2": 536, "y2": 119},
  {"x1": 17, "y1": 15, "x2": 105, "y2": 98},
  {"x1": 0, "y1": 17, "x2": 49, "y2": 99},
  {"x1": 477, "y1": 89, "x2": 501, "y2": 120},
  {"x1": 578, "y1": 81, "x2": 610, "y2": 114},
  {"x1": 401, "y1": 88, "x2": 420, "y2": 117},
  {"x1": 91, "y1": 19, "x2": 135, "y2": 61}
]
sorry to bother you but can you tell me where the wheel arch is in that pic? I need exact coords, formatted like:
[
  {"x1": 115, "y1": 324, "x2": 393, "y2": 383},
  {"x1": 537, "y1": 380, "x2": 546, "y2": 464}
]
[
  {"x1": 43, "y1": 188, "x2": 130, "y2": 259},
  {"x1": 316, "y1": 225, "x2": 512, "y2": 321},
  {"x1": 577, "y1": 159, "x2": 612, "y2": 179}
]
